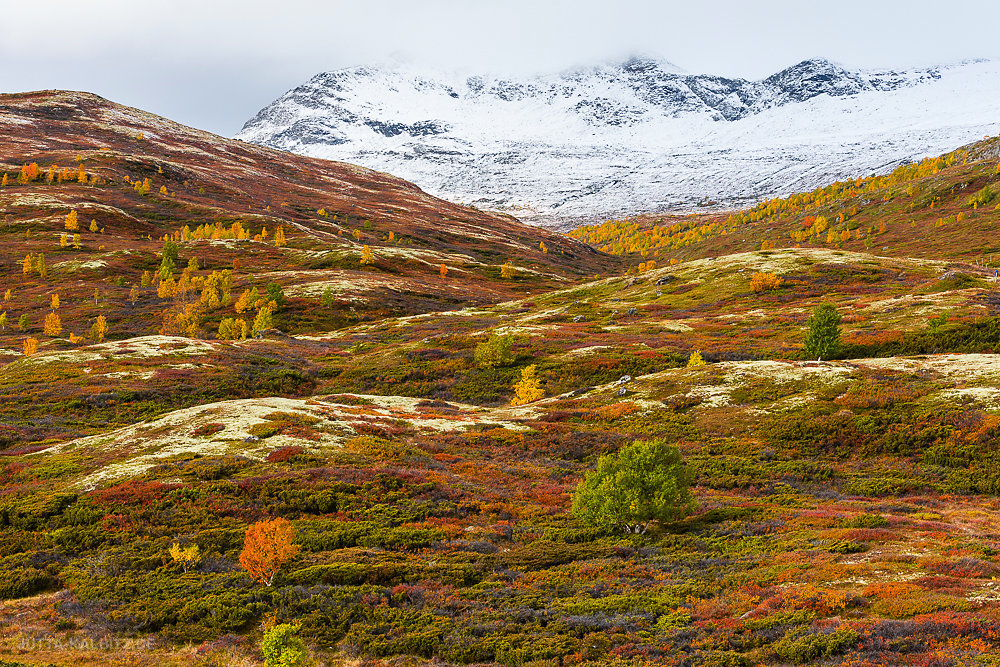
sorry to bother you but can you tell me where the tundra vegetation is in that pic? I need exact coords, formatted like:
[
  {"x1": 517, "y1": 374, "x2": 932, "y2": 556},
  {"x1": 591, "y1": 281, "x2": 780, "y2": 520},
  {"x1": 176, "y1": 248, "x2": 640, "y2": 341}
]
[{"x1": 4, "y1": 93, "x2": 1000, "y2": 665}]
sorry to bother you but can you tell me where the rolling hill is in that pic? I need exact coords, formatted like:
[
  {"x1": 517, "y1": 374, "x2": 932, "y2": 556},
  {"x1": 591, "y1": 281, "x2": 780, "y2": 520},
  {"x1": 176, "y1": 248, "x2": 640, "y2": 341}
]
[{"x1": 5, "y1": 92, "x2": 1000, "y2": 666}]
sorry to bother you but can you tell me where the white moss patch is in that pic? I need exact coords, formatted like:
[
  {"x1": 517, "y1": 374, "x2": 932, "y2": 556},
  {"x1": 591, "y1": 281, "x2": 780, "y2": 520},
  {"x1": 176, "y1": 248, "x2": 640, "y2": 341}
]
[
  {"x1": 938, "y1": 387, "x2": 1000, "y2": 410},
  {"x1": 39, "y1": 391, "x2": 535, "y2": 489},
  {"x1": 719, "y1": 360, "x2": 852, "y2": 384},
  {"x1": 561, "y1": 345, "x2": 610, "y2": 358},
  {"x1": 52, "y1": 397, "x2": 351, "y2": 489},
  {"x1": 852, "y1": 354, "x2": 1000, "y2": 380},
  {"x1": 54, "y1": 259, "x2": 108, "y2": 272}
]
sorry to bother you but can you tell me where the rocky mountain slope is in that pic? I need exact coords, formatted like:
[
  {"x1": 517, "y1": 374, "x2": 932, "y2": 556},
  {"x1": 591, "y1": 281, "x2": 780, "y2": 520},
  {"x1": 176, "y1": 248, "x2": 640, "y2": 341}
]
[{"x1": 238, "y1": 57, "x2": 1000, "y2": 227}]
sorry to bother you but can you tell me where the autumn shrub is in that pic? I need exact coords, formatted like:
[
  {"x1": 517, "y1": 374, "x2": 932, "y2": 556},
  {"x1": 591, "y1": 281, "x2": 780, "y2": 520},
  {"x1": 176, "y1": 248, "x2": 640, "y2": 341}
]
[
  {"x1": 835, "y1": 379, "x2": 928, "y2": 409},
  {"x1": 267, "y1": 445, "x2": 305, "y2": 463},
  {"x1": 344, "y1": 436, "x2": 415, "y2": 462},
  {"x1": 925, "y1": 557, "x2": 996, "y2": 578},
  {"x1": 191, "y1": 422, "x2": 224, "y2": 437},
  {"x1": 750, "y1": 271, "x2": 784, "y2": 292},
  {"x1": 240, "y1": 517, "x2": 300, "y2": 586},
  {"x1": 585, "y1": 401, "x2": 640, "y2": 422}
]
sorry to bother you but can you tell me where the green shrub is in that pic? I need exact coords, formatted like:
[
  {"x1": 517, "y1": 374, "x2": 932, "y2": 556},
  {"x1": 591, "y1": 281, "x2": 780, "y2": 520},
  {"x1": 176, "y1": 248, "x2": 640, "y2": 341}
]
[
  {"x1": 262, "y1": 623, "x2": 308, "y2": 667},
  {"x1": 773, "y1": 626, "x2": 860, "y2": 663},
  {"x1": 699, "y1": 651, "x2": 752, "y2": 667},
  {"x1": 827, "y1": 539, "x2": 867, "y2": 554},
  {"x1": 803, "y1": 303, "x2": 842, "y2": 360},
  {"x1": 474, "y1": 333, "x2": 514, "y2": 368},
  {"x1": 840, "y1": 514, "x2": 888, "y2": 528}
]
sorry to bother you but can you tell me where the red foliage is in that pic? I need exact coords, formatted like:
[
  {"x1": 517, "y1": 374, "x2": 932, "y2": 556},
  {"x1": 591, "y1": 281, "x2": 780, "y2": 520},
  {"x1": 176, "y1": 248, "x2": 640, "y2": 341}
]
[
  {"x1": 90, "y1": 480, "x2": 181, "y2": 506},
  {"x1": 191, "y1": 422, "x2": 225, "y2": 437},
  {"x1": 267, "y1": 446, "x2": 305, "y2": 463}
]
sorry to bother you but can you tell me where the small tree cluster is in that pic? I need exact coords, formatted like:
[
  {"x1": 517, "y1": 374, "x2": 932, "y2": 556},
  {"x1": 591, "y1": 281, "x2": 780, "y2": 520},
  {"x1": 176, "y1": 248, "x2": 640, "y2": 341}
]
[
  {"x1": 43, "y1": 312, "x2": 62, "y2": 337},
  {"x1": 360, "y1": 245, "x2": 374, "y2": 266},
  {"x1": 168, "y1": 542, "x2": 201, "y2": 573},
  {"x1": 218, "y1": 318, "x2": 249, "y2": 340}
]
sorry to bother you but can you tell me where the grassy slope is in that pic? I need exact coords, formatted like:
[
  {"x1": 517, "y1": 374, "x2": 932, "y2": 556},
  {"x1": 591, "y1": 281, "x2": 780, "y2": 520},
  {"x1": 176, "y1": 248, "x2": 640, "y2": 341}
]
[
  {"x1": 5, "y1": 112, "x2": 1000, "y2": 665},
  {"x1": 571, "y1": 136, "x2": 1000, "y2": 266}
]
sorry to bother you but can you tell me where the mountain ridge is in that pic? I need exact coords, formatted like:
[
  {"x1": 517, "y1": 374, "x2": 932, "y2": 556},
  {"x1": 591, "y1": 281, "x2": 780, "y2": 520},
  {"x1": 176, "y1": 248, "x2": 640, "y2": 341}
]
[{"x1": 238, "y1": 57, "x2": 1000, "y2": 227}]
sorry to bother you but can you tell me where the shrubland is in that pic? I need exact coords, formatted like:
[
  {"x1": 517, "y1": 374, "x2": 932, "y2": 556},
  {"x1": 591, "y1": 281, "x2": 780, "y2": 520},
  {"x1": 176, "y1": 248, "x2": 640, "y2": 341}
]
[{"x1": 4, "y1": 95, "x2": 1000, "y2": 665}]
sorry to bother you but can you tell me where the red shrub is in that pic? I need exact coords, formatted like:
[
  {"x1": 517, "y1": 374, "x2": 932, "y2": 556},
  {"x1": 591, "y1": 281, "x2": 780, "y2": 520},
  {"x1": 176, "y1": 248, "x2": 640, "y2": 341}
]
[
  {"x1": 267, "y1": 446, "x2": 305, "y2": 463},
  {"x1": 90, "y1": 480, "x2": 181, "y2": 506},
  {"x1": 192, "y1": 422, "x2": 225, "y2": 437}
]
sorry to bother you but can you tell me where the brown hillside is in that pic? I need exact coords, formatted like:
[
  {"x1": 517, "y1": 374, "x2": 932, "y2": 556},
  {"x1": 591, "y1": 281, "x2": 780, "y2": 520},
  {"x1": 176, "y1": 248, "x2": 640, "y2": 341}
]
[{"x1": 0, "y1": 90, "x2": 618, "y2": 343}]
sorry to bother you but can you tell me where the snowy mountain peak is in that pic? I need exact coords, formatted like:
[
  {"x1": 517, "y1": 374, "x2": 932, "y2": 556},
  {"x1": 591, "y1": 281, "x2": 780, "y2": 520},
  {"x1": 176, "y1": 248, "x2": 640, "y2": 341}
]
[{"x1": 238, "y1": 58, "x2": 1000, "y2": 227}]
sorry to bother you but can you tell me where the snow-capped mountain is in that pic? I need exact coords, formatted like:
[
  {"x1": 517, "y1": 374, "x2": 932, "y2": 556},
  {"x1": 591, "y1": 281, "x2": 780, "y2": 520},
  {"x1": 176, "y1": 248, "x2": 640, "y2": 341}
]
[{"x1": 237, "y1": 57, "x2": 1000, "y2": 228}]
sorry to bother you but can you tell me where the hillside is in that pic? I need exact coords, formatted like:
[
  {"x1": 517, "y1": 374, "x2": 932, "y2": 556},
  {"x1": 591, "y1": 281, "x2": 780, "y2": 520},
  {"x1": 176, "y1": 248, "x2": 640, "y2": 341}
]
[
  {"x1": 7, "y1": 97, "x2": 1000, "y2": 666},
  {"x1": 237, "y1": 57, "x2": 1000, "y2": 226},
  {"x1": 0, "y1": 90, "x2": 615, "y2": 343},
  {"x1": 571, "y1": 134, "x2": 1000, "y2": 265}
]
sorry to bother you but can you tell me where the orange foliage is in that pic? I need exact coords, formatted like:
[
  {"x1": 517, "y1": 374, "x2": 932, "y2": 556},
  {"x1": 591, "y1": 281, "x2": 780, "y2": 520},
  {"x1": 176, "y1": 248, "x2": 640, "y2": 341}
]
[{"x1": 239, "y1": 518, "x2": 300, "y2": 586}]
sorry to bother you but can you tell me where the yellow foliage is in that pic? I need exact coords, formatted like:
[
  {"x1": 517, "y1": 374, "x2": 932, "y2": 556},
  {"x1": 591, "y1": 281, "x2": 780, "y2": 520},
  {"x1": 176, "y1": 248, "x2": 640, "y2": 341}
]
[
  {"x1": 750, "y1": 272, "x2": 784, "y2": 292},
  {"x1": 43, "y1": 312, "x2": 62, "y2": 337},
  {"x1": 65, "y1": 210, "x2": 79, "y2": 231},
  {"x1": 500, "y1": 261, "x2": 515, "y2": 280},
  {"x1": 169, "y1": 542, "x2": 201, "y2": 573},
  {"x1": 360, "y1": 245, "x2": 374, "y2": 266},
  {"x1": 90, "y1": 315, "x2": 108, "y2": 343},
  {"x1": 687, "y1": 351, "x2": 706, "y2": 367},
  {"x1": 511, "y1": 365, "x2": 544, "y2": 406},
  {"x1": 23, "y1": 338, "x2": 37, "y2": 356}
]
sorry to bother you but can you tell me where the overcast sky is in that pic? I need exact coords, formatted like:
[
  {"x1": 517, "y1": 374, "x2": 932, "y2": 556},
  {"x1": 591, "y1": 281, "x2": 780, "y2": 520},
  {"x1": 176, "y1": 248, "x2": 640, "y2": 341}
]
[{"x1": 2, "y1": 0, "x2": 999, "y2": 136}]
